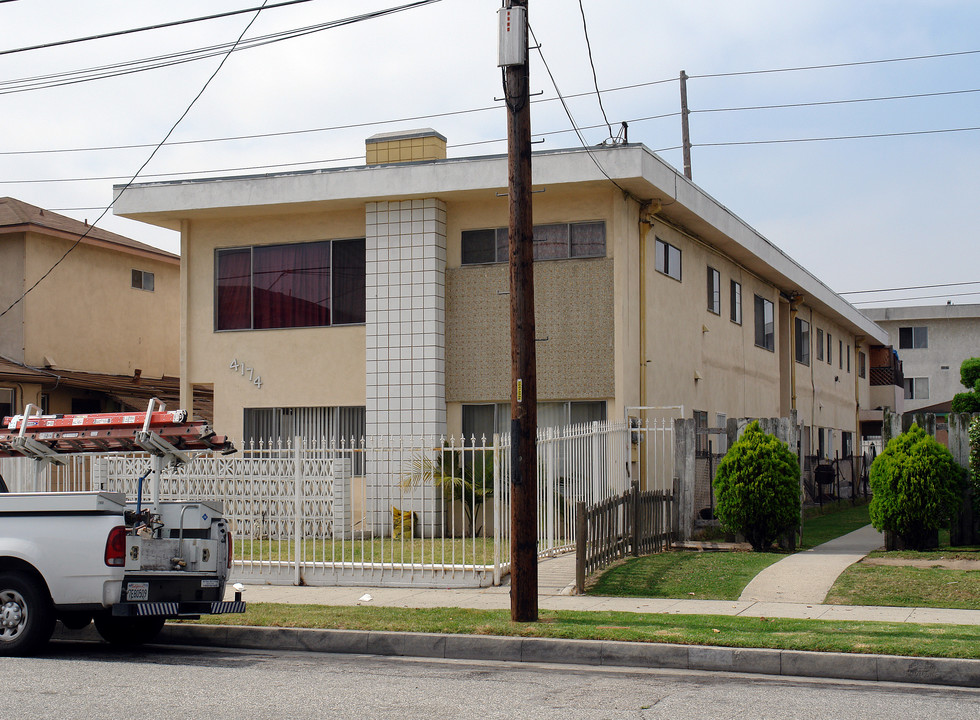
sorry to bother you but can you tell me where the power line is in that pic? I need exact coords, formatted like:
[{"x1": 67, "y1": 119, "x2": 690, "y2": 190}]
[
  {"x1": 1, "y1": 2, "x2": 276, "y2": 321},
  {"x1": 854, "y1": 290, "x2": 980, "y2": 306},
  {"x1": 841, "y1": 280, "x2": 980, "y2": 295},
  {"x1": 0, "y1": 0, "x2": 315, "y2": 57},
  {"x1": 576, "y1": 0, "x2": 613, "y2": 141},
  {"x1": 694, "y1": 88, "x2": 980, "y2": 115},
  {"x1": 695, "y1": 125, "x2": 980, "y2": 148},
  {"x1": 0, "y1": 0, "x2": 442, "y2": 95},
  {"x1": 689, "y1": 49, "x2": 980, "y2": 80}
]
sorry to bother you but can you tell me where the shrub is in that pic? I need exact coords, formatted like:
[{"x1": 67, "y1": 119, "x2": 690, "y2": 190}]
[
  {"x1": 868, "y1": 424, "x2": 964, "y2": 550},
  {"x1": 951, "y1": 391, "x2": 980, "y2": 414},
  {"x1": 712, "y1": 421, "x2": 800, "y2": 552},
  {"x1": 960, "y1": 358, "x2": 980, "y2": 390}
]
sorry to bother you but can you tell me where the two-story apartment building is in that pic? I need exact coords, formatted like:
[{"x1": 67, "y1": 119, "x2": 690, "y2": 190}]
[
  {"x1": 112, "y1": 130, "x2": 887, "y2": 473},
  {"x1": 865, "y1": 304, "x2": 980, "y2": 412},
  {"x1": 0, "y1": 197, "x2": 181, "y2": 418}
]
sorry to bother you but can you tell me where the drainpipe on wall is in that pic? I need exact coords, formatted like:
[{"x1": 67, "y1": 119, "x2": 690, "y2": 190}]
[
  {"x1": 638, "y1": 201, "x2": 659, "y2": 414},
  {"x1": 854, "y1": 335, "x2": 865, "y2": 451},
  {"x1": 788, "y1": 294, "x2": 803, "y2": 412}
]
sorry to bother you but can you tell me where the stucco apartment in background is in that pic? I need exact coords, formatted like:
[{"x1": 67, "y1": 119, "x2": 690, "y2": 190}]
[
  {"x1": 0, "y1": 198, "x2": 181, "y2": 421},
  {"x1": 864, "y1": 304, "x2": 980, "y2": 413},
  {"x1": 112, "y1": 129, "x2": 894, "y2": 475}
]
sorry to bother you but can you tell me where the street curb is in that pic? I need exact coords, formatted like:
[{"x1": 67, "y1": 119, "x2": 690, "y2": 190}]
[{"x1": 156, "y1": 624, "x2": 980, "y2": 688}]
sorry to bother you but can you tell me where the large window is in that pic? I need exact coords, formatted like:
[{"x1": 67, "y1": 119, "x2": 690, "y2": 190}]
[
  {"x1": 655, "y1": 238, "x2": 682, "y2": 281},
  {"x1": 899, "y1": 326, "x2": 928, "y2": 349},
  {"x1": 795, "y1": 317, "x2": 810, "y2": 365},
  {"x1": 462, "y1": 401, "x2": 606, "y2": 442},
  {"x1": 707, "y1": 267, "x2": 720, "y2": 314},
  {"x1": 754, "y1": 295, "x2": 774, "y2": 351},
  {"x1": 730, "y1": 280, "x2": 741, "y2": 324},
  {"x1": 460, "y1": 222, "x2": 605, "y2": 265},
  {"x1": 215, "y1": 239, "x2": 365, "y2": 331},
  {"x1": 904, "y1": 377, "x2": 929, "y2": 400}
]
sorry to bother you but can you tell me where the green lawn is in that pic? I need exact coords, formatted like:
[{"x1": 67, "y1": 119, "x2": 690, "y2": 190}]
[
  {"x1": 587, "y1": 500, "x2": 872, "y2": 600},
  {"x1": 586, "y1": 551, "x2": 783, "y2": 600},
  {"x1": 186, "y1": 603, "x2": 980, "y2": 660},
  {"x1": 826, "y1": 562, "x2": 980, "y2": 610}
]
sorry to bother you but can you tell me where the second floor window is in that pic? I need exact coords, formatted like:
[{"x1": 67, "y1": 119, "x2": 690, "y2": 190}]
[
  {"x1": 730, "y1": 280, "x2": 742, "y2": 324},
  {"x1": 655, "y1": 238, "x2": 682, "y2": 281},
  {"x1": 795, "y1": 318, "x2": 810, "y2": 365},
  {"x1": 707, "y1": 267, "x2": 720, "y2": 314},
  {"x1": 899, "y1": 326, "x2": 928, "y2": 349},
  {"x1": 215, "y1": 239, "x2": 365, "y2": 331},
  {"x1": 754, "y1": 295, "x2": 774, "y2": 351},
  {"x1": 131, "y1": 269, "x2": 154, "y2": 291},
  {"x1": 461, "y1": 222, "x2": 605, "y2": 265}
]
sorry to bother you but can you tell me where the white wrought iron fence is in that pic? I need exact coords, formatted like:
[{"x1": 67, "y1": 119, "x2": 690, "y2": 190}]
[{"x1": 1, "y1": 419, "x2": 674, "y2": 587}]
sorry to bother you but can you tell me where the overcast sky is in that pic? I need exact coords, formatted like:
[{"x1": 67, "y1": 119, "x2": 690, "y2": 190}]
[{"x1": 3, "y1": 0, "x2": 978, "y2": 308}]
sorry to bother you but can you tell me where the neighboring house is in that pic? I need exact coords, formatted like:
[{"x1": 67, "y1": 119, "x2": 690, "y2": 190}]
[
  {"x1": 0, "y1": 197, "x2": 182, "y2": 419},
  {"x1": 864, "y1": 304, "x2": 980, "y2": 413},
  {"x1": 113, "y1": 129, "x2": 890, "y2": 470}
]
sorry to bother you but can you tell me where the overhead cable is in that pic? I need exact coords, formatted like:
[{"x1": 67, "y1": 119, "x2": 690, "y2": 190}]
[{"x1": 0, "y1": 0, "x2": 315, "y2": 57}]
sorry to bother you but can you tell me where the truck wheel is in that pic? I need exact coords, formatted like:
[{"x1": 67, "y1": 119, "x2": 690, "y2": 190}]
[
  {"x1": 93, "y1": 614, "x2": 166, "y2": 646},
  {"x1": 0, "y1": 571, "x2": 55, "y2": 657}
]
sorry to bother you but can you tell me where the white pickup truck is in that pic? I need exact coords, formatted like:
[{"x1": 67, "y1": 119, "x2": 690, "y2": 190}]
[{"x1": 0, "y1": 402, "x2": 245, "y2": 656}]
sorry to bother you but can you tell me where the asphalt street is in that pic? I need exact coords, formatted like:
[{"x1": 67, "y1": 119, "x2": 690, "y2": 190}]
[{"x1": 5, "y1": 642, "x2": 978, "y2": 720}]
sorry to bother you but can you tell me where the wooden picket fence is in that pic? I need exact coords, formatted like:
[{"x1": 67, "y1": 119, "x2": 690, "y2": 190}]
[{"x1": 574, "y1": 480, "x2": 677, "y2": 592}]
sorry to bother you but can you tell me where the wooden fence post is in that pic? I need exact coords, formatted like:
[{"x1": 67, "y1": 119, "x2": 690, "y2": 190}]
[{"x1": 631, "y1": 480, "x2": 640, "y2": 557}]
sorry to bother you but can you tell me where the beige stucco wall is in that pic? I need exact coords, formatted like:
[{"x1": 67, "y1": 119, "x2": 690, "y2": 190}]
[
  {"x1": 641, "y1": 219, "x2": 781, "y2": 423},
  {"x1": 182, "y1": 210, "x2": 367, "y2": 440},
  {"x1": 0, "y1": 233, "x2": 26, "y2": 363},
  {"x1": 444, "y1": 190, "x2": 619, "y2": 415},
  {"x1": 20, "y1": 232, "x2": 178, "y2": 377}
]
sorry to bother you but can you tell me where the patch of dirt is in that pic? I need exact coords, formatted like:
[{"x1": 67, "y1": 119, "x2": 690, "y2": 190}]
[{"x1": 860, "y1": 557, "x2": 980, "y2": 570}]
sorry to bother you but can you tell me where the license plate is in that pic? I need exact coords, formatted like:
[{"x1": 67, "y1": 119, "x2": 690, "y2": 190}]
[
  {"x1": 126, "y1": 582, "x2": 149, "y2": 602},
  {"x1": 201, "y1": 579, "x2": 220, "y2": 588}
]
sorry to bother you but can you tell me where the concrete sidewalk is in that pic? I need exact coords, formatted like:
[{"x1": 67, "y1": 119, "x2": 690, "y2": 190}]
[
  {"x1": 739, "y1": 524, "x2": 885, "y2": 604},
  {"x1": 224, "y1": 542, "x2": 980, "y2": 627}
]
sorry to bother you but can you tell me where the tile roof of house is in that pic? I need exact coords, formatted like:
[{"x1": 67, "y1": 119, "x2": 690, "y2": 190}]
[{"x1": 0, "y1": 197, "x2": 177, "y2": 262}]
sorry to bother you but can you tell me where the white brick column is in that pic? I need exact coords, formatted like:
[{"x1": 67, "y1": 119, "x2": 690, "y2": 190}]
[{"x1": 364, "y1": 199, "x2": 447, "y2": 534}]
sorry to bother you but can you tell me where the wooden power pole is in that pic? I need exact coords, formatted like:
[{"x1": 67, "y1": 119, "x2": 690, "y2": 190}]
[{"x1": 499, "y1": 0, "x2": 537, "y2": 623}]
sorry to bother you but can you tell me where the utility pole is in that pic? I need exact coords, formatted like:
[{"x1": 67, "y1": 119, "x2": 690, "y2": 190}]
[
  {"x1": 499, "y1": 0, "x2": 537, "y2": 623},
  {"x1": 680, "y1": 70, "x2": 692, "y2": 180}
]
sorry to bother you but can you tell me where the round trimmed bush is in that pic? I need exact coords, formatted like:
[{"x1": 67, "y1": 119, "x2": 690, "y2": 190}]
[
  {"x1": 712, "y1": 421, "x2": 801, "y2": 552},
  {"x1": 868, "y1": 423, "x2": 964, "y2": 550}
]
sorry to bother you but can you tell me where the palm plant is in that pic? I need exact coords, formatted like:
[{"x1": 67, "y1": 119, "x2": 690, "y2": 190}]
[{"x1": 402, "y1": 445, "x2": 494, "y2": 537}]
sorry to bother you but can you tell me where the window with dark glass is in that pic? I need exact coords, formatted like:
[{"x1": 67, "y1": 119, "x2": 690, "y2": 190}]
[
  {"x1": 655, "y1": 238, "x2": 681, "y2": 281},
  {"x1": 461, "y1": 222, "x2": 604, "y2": 265},
  {"x1": 795, "y1": 318, "x2": 810, "y2": 365},
  {"x1": 827, "y1": 333, "x2": 833, "y2": 365},
  {"x1": 899, "y1": 326, "x2": 928, "y2": 349},
  {"x1": 754, "y1": 295, "x2": 774, "y2": 351},
  {"x1": 858, "y1": 351, "x2": 867, "y2": 379},
  {"x1": 730, "y1": 280, "x2": 741, "y2": 324},
  {"x1": 215, "y1": 239, "x2": 365, "y2": 331},
  {"x1": 131, "y1": 269, "x2": 154, "y2": 291},
  {"x1": 707, "y1": 267, "x2": 720, "y2": 314},
  {"x1": 816, "y1": 328, "x2": 824, "y2": 361}
]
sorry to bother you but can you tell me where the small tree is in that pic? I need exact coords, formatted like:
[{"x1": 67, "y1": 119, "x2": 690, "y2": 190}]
[
  {"x1": 951, "y1": 358, "x2": 980, "y2": 413},
  {"x1": 712, "y1": 421, "x2": 801, "y2": 552},
  {"x1": 970, "y1": 416, "x2": 980, "y2": 515},
  {"x1": 868, "y1": 424, "x2": 964, "y2": 550}
]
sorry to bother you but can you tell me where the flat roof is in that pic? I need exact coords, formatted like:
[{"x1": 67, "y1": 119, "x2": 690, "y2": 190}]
[{"x1": 113, "y1": 143, "x2": 887, "y2": 344}]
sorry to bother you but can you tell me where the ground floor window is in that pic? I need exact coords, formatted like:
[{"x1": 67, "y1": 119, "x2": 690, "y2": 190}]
[
  {"x1": 0, "y1": 387, "x2": 14, "y2": 421},
  {"x1": 244, "y1": 405, "x2": 366, "y2": 447},
  {"x1": 461, "y1": 400, "x2": 607, "y2": 443}
]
